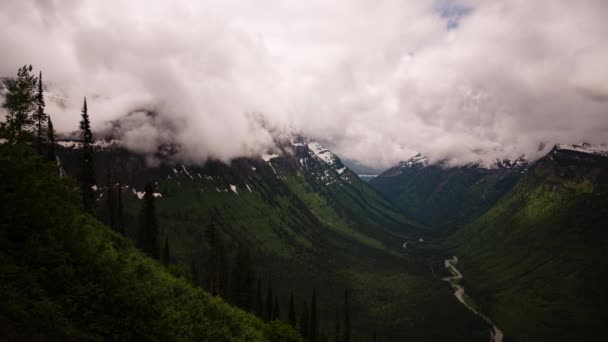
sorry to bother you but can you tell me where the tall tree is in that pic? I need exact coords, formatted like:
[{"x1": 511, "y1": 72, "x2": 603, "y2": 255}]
[
  {"x1": 310, "y1": 289, "x2": 318, "y2": 342},
  {"x1": 343, "y1": 289, "x2": 350, "y2": 342},
  {"x1": 162, "y1": 236, "x2": 170, "y2": 266},
  {"x1": 116, "y1": 180, "x2": 125, "y2": 235},
  {"x1": 288, "y1": 292, "x2": 296, "y2": 328},
  {"x1": 205, "y1": 224, "x2": 228, "y2": 297},
  {"x1": 34, "y1": 71, "x2": 47, "y2": 151},
  {"x1": 264, "y1": 278, "x2": 273, "y2": 322},
  {"x1": 79, "y1": 97, "x2": 95, "y2": 214},
  {"x1": 106, "y1": 168, "x2": 116, "y2": 230},
  {"x1": 191, "y1": 259, "x2": 200, "y2": 287},
  {"x1": 137, "y1": 183, "x2": 159, "y2": 259},
  {"x1": 272, "y1": 296, "x2": 280, "y2": 320},
  {"x1": 46, "y1": 115, "x2": 55, "y2": 162},
  {"x1": 230, "y1": 242, "x2": 254, "y2": 311},
  {"x1": 300, "y1": 301, "x2": 310, "y2": 341},
  {"x1": 334, "y1": 307, "x2": 341, "y2": 342},
  {"x1": 1, "y1": 65, "x2": 37, "y2": 143},
  {"x1": 255, "y1": 279, "x2": 264, "y2": 318}
]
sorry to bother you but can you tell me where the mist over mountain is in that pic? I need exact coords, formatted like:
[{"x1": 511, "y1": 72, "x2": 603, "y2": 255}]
[{"x1": 2, "y1": 0, "x2": 608, "y2": 168}]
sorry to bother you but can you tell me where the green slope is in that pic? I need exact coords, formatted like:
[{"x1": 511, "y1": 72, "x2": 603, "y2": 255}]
[
  {"x1": 0, "y1": 144, "x2": 302, "y2": 341},
  {"x1": 370, "y1": 156, "x2": 525, "y2": 228},
  {"x1": 447, "y1": 148, "x2": 608, "y2": 341}
]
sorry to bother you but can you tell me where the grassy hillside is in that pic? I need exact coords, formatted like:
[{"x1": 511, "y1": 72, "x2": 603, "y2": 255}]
[
  {"x1": 370, "y1": 160, "x2": 524, "y2": 228},
  {"x1": 0, "y1": 144, "x2": 302, "y2": 341},
  {"x1": 52, "y1": 140, "x2": 491, "y2": 341},
  {"x1": 447, "y1": 148, "x2": 608, "y2": 341}
]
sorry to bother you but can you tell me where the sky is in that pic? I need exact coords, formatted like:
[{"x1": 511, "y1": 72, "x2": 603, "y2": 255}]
[{"x1": 1, "y1": 0, "x2": 607, "y2": 168}]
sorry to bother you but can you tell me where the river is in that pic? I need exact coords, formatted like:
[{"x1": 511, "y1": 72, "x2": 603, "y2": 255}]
[{"x1": 443, "y1": 256, "x2": 504, "y2": 342}]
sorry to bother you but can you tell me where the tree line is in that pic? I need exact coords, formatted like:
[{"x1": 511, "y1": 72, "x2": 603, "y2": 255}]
[{"x1": 1, "y1": 65, "x2": 356, "y2": 341}]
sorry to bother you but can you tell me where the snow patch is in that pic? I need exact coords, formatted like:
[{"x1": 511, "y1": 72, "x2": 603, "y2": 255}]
[
  {"x1": 91, "y1": 185, "x2": 98, "y2": 191},
  {"x1": 336, "y1": 167, "x2": 346, "y2": 175},
  {"x1": 230, "y1": 184, "x2": 238, "y2": 195},
  {"x1": 262, "y1": 153, "x2": 280, "y2": 162},
  {"x1": 556, "y1": 143, "x2": 608, "y2": 156},
  {"x1": 307, "y1": 141, "x2": 337, "y2": 165},
  {"x1": 246, "y1": 184, "x2": 253, "y2": 192},
  {"x1": 153, "y1": 192, "x2": 162, "y2": 198}
]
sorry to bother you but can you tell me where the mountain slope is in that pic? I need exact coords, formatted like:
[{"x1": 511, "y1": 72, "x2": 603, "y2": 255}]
[
  {"x1": 0, "y1": 144, "x2": 302, "y2": 341},
  {"x1": 370, "y1": 154, "x2": 527, "y2": 228},
  {"x1": 446, "y1": 145, "x2": 608, "y2": 341},
  {"x1": 53, "y1": 138, "x2": 490, "y2": 341}
]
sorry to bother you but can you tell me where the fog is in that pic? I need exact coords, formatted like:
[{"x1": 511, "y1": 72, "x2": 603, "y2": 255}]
[{"x1": 1, "y1": 0, "x2": 607, "y2": 168}]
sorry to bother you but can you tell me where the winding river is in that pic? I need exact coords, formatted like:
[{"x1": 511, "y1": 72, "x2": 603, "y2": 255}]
[{"x1": 443, "y1": 256, "x2": 504, "y2": 342}]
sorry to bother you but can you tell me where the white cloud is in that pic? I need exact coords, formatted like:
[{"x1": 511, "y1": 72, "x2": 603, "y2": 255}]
[{"x1": 1, "y1": 0, "x2": 607, "y2": 168}]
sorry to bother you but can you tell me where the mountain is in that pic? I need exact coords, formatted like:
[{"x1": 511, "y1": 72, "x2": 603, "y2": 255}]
[
  {"x1": 446, "y1": 144, "x2": 608, "y2": 341},
  {"x1": 370, "y1": 153, "x2": 528, "y2": 228},
  {"x1": 0, "y1": 144, "x2": 302, "y2": 341},
  {"x1": 53, "y1": 136, "x2": 491, "y2": 341}
]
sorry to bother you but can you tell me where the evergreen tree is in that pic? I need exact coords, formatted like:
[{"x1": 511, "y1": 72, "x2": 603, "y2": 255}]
[
  {"x1": 334, "y1": 307, "x2": 341, "y2": 342},
  {"x1": 79, "y1": 98, "x2": 95, "y2": 214},
  {"x1": 272, "y1": 296, "x2": 280, "y2": 320},
  {"x1": 264, "y1": 278, "x2": 273, "y2": 322},
  {"x1": 162, "y1": 236, "x2": 170, "y2": 266},
  {"x1": 34, "y1": 71, "x2": 47, "y2": 151},
  {"x1": 343, "y1": 289, "x2": 350, "y2": 342},
  {"x1": 255, "y1": 279, "x2": 264, "y2": 318},
  {"x1": 310, "y1": 289, "x2": 318, "y2": 342},
  {"x1": 230, "y1": 242, "x2": 254, "y2": 311},
  {"x1": 205, "y1": 224, "x2": 228, "y2": 297},
  {"x1": 300, "y1": 301, "x2": 310, "y2": 340},
  {"x1": 106, "y1": 168, "x2": 116, "y2": 230},
  {"x1": 46, "y1": 115, "x2": 55, "y2": 162},
  {"x1": 137, "y1": 183, "x2": 159, "y2": 259},
  {"x1": 191, "y1": 259, "x2": 200, "y2": 287},
  {"x1": 373, "y1": 330, "x2": 377, "y2": 342},
  {"x1": 288, "y1": 292, "x2": 296, "y2": 328},
  {"x1": 1, "y1": 65, "x2": 37, "y2": 143},
  {"x1": 116, "y1": 180, "x2": 125, "y2": 234}
]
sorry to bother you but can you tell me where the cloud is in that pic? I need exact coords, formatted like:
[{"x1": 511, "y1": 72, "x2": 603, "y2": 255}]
[{"x1": 1, "y1": 0, "x2": 607, "y2": 168}]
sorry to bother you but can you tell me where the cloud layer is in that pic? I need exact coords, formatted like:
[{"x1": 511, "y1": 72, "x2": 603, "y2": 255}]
[{"x1": 1, "y1": 0, "x2": 607, "y2": 168}]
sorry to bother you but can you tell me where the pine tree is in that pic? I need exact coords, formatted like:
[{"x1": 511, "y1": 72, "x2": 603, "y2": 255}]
[
  {"x1": 137, "y1": 183, "x2": 159, "y2": 259},
  {"x1": 264, "y1": 278, "x2": 273, "y2": 322},
  {"x1": 106, "y1": 168, "x2": 116, "y2": 230},
  {"x1": 116, "y1": 180, "x2": 125, "y2": 235},
  {"x1": 162, "y1": 236, "x2": 170, "y2": 266},
  {"x1": 255, "y1": 279, "x2": 264, "y2": 318},
  {"x1": 288, "y1": 292, "x2": 296, "y2": 328},
  {"x1": 205, "y1": 224, "x2": 228, "y2": 297},
  {"x1": 343, "y1": 289, "x2": 350, "y2": 342},
  {"x1": 79, "y1": 97, "x2": 95, "y2": 214},
  {"x1": 1, "y1": 65, "x2": 37, "y2": 143},
  {"x1": 46, "y1": 115, "x2": 55, "y2": 162},
  {"x1": 191, "y1": 259, "x2": 200, "y2": 287},
  {"x1": 230, "y1": 242, "x2": 254, "y2": 311},
  {"x1": 373, "y1": 330, "x2": 377, "y2": 342},
  {"x1": 310, "y1": 289, "x2": 318, "y2": 342},
  {"x1": 34, "y1": 71, "x2": 47, "y2": 151},
  {"x1": 272, "y1": 296, "x2": 280, "y2": 320},
  {"x1": 334, "y1": 307, "x2": 341, "y2": 342},
  {"x1": 300, "y1": 301, "x2": 310, "y2": 340}
]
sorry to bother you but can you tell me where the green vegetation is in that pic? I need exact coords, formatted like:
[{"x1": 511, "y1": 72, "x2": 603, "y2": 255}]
[
  {"x1": 0, "y1": 144, "x2": 302, "y2": 341},
  {"x1": 448, "y1": 151, "x2": 608, "y2": 341}
]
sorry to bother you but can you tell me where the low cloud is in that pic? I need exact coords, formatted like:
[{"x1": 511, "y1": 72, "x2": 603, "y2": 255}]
[{"x1": 1, "y1": 0, "x2": 607, "y2": 168}]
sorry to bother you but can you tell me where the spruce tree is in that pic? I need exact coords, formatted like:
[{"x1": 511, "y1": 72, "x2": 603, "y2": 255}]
[
  {"x1": 79, "y1": 97, "x2": 95, "y2": 214},
  {"x1": 34, "y1": 71, "x2": 47, "y2": 151},
  {"x1": 205, "y1": 224, "x2": 228, "y2": 297},
  {"x1": 106, "y1": 168, "x2": 116, "y2": 230},
  {"x1": 310, "y1": 289, "x2": 318, "y2": 342},
  {"x1": 264, "y1": 278, "x2": 273, "y2": 322},
  {"x1": 334, "y1": 307, "x2": 341, "y2": 342},
  {"x1": 255, "y1": 279, "x2": 264, "y2": 318},
  {"x1": 272, "y1": 296, "x2": 280, "y2": 320},
  {"x1": 300, "y1": 301, "x2": 310, "y2": 340},
  {"x1": 191, "y1": 259, "x2": 200, "y2": 287},
  {"x1": 1, "y1": 65, "x2": 37, "y2": 143},
  {"x1": 46, "y1": 115, "x2": 55, "y2": 162},
  {"x1": 137, "y1": 183, "x2": 159, "y2": 259},
  {"x1": 288, "y1": 292, "x2": 296, "y2": 328},
  {"x1": 162, "y1": 236, "x2": 170, "y2": 266},
  {"x1": 116, "y1": 180, "x2": 125, "y2": 234},
  {"x1": 343, "y1": 288, "x2": 350, "y2": 342},
  {"x1": 230, "y1": 243, "x2": 254, "y2": 310}
]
